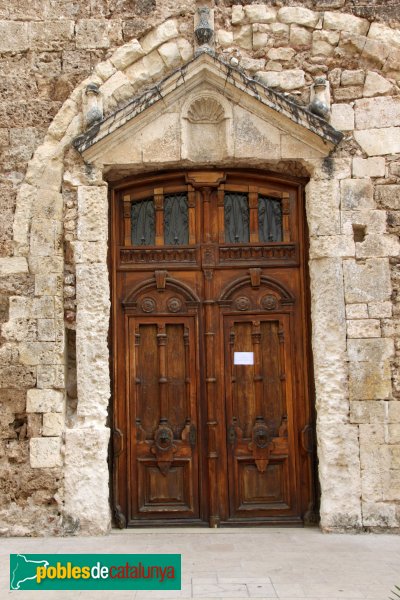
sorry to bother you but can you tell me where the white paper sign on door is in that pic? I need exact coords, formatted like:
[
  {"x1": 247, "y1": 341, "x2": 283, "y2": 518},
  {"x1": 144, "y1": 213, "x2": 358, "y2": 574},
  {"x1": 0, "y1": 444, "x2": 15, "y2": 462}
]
[{"x1": 234, "y1": 352, "x2": 254, "y2": 365}]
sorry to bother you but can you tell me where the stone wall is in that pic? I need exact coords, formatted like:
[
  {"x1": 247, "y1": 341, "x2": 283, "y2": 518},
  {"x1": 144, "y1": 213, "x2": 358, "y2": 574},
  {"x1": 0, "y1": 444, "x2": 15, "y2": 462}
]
[{"x1": 0, "y1": 0, "x2": 399, "y2": 535}]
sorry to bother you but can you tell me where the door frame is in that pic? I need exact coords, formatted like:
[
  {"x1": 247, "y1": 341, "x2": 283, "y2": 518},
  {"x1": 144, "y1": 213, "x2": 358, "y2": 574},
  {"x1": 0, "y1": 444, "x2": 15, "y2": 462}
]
[{"x1": 109, "y1": 168, "x2": 318, "y2": 528}]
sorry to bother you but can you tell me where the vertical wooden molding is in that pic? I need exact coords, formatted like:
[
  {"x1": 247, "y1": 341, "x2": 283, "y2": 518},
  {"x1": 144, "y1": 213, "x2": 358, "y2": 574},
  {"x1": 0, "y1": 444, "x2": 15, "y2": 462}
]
[
  {"x1": 249, "y1": 186, "x2": 258, "y2": 243},
  {"x1": 154, "y1": 187, "x2": 164, "y2": 245}
]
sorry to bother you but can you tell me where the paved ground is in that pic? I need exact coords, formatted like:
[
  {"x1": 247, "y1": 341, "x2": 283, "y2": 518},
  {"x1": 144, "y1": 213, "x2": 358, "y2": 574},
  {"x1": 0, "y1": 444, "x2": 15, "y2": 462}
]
[{"x1": 1, "y1": 527, "x2": 399, "y2": 599}]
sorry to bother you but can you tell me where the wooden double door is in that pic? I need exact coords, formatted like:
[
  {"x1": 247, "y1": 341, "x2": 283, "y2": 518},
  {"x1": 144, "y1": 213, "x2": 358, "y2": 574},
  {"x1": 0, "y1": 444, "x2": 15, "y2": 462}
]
[{"x1": 112, "y1": 170, "x2": 315, "y2": 527}]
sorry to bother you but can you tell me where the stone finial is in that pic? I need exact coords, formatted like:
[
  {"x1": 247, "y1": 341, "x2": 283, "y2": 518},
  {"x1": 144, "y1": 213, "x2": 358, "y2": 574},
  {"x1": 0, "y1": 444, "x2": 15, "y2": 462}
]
[
  {"x1": 194, "y1": 7, "x2": 215, "y2": 55},
  {"x1": 83, "y1": 83, "x2": 103, "y2": 130},
  {"x1": 309, "y1": 76, "x2": 331, "y2": 120}
]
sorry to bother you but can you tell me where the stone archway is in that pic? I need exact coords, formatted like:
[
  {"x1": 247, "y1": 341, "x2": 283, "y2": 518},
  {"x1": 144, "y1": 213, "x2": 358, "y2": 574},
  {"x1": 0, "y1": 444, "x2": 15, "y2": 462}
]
[{"x1": 3, "y1": 8, "x2": 398, "y2": 535}]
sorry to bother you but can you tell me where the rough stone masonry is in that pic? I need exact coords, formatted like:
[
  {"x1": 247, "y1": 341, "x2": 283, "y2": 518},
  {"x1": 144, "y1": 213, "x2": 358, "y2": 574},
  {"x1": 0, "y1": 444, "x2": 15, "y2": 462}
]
[{"x1": 0, "y1": 0, "x2": 399, "y2": 535}]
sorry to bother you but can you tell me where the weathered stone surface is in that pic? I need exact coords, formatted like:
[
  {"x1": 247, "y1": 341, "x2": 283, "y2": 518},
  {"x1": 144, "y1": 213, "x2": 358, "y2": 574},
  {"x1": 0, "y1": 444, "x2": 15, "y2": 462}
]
[
  {"x1": 42, "y1": 413, "x2": 63, "y2": 437},
  {"x1": 309, "y1": 235, "x2": 354, "y2": 259},
  {"x1": 349, "y1": 361, "x2": 392, "y2": 400},
  {"x1": 368, "y1": 22, "x2": 400, "y2": 49},
  {"x1": 330, "y1": 103, "x2": 354, "y2": 131},
  {"x1": 290, "y1": 25, "x2": 312, "y2": 47},
  {"x1": 30, "y1": 20, "x2": 74, "y2": 52},
  {"x1": 341, "y1": 69, "x2": 365, "y2": 86},
  {"x1": 368, "y1": 301, "x2": 392, "y2": 319},
  {"x1": 343, "y1": 259, "x2": 392, "y2": 303},
  {"x1": 355, "y1": 234, "x2": 400, "y2": 259},
  {"x1": 64, "y1": 427, "x2": 111, "y2": 534},
  {"x1": 0, "y1": 258, "x2": 28, "y2": 276},
  {"x1": 375, "y1": 185, "x2": 400, "y2": 210},
  {"x1": 110, "y1": 38, "x2": 144, "y2": 70},
  {"x1": 245, "y1": 5, "x2": 276, "y2": 24},
  {"x1": 363, "y1": 72, "x2": 393, "y2": 98},
  {"x1": 354, "y1": 127, "x2": 400, "y2": 156},
  {"x1": 217, "y1": 29, "x2": 234, "y2": 47},
  {"x1": 255, "y1": 69, "x2": 305, "y2": 90},
  {"x1": 346, "y1": 303, "x2": 368, "y2": 319},
  {"x1": 233, "y1": 25, "x2": 252, "y2": 50},
  {"x1": 362, "y1": 39, "x2": 391, "y2": 67},
  {"x1": 158, "y1": 41, "x2": 181, "y2": 69},
  {"x1": 355, "y1": 96, "x2": 400, "y2": 129},
  {"x1": 350, "y1": 400, "x2": 386, "y2": 424},
  {"x1": 30, "y1": 437, "x2": 62, "y2": 468},
  {"x1": 341, "y1": 210, "x2": 387, "y2": 236},
  {"x1": 348, "y1": 338, "x2": 394, "y2": 363},
  {"x1": 352, "y1": 157, "x2": 385, "y2": 178},
  {"x1": 312, "y1": 30, "x2": 340, "y2": 56},
  {"x1": 231, "y1": 5, "x2": 244, "y2": 25},
  {"x1": 26, "y1": 389, "x2": 64, "y2": 413},
  {"x1": 306, "y1": 179, "x2": 341, "y2": 235},
  {"x1": 76, "y1": 19, "x2": 113, "y2": 49},
  {"x1": 267, "y1": 47, "x2": 295, "y2": 62},
  {"x1": 323, "y1": 11, "x2": 369, "y2": 35},
  {"x1": 0, "y1": 20, "x2": 29, "y2": 52},
  {"x1": 340, "y1": 179, "x2": 374, "y2": 211},
  {"x1": 347, "y1": 319, "x2": 381, "y2": 338},
  {"x1": 333, "y1": 86, "x2": 363, "y2": 102},
  {"x1": 141, "y1": 19, "x2": 178, "y2": 53},
  {"x1": 77, "y1": 186, "x2": 108, "y2": 243},
  {"x1": 278, "y1": 7, "x2": 319, "y2": 28}
]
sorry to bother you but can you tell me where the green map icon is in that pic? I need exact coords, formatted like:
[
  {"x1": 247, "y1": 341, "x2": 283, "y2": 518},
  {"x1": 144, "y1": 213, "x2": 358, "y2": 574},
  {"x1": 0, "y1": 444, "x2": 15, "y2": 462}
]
[{"x1": 10, "y1": 554, "x2": 49, "y2": 590}]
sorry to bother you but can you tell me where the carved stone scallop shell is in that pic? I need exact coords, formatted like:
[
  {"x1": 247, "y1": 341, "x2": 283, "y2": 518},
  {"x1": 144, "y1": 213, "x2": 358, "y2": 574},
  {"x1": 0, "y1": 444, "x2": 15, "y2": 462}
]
[{"x1": 187, "y1": 97, "x2": 225, "y2": 124}]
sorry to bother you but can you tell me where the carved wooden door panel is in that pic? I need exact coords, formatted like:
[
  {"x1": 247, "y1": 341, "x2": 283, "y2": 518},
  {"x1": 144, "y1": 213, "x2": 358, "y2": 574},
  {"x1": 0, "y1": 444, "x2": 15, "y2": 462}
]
[
  {"x1": 112, "y1": 170, "x2": 315, "y2": 528},
  {"x1": 128, "y1": 315, "x2": 200, "y2": 521},
  {"x1": 224, "y1": 314, "x2": 297, "y2": 521}
]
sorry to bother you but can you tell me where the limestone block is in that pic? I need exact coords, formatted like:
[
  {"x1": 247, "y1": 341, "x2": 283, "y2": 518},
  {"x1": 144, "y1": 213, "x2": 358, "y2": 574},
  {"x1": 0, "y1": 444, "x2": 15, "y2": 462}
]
[
  {"x1": 312, "y1": 30, "x2": 340, "y2": 57},
  {"x1": 368, "y1": 22, "x2": 400, "y2": 49},
  {"x1": 0, "y1": 257, "x2": 28, "y2": 276},
  {"x1": 278, "y1": 7, "x2": 318, "y2": 28},
  {"x1": 384, "y1": 48, "x2": 400, "y2": 73},
  {"x1": 346, "y1": 304, "x2": 368, "y2": 319},
  {"x1": 36, "y1": 319, "x2": 55, "y2": 342},
  {"x1": 368, "y1": 301, "x2": 392, "y2": 319},
  {"x1": 240, "y1": 57, "x2": 265, "y2": 74},
  {"x1": 231, "y1": 5, "x2": 245, "y2": 25},
  {"x1": 100, "y1": 71, "x2": 132, "y2": 104},
  {"x1": 37, "y1": 365, "x2": 65, "y2": 390},
  {"x1": 333, "y1": 86, "x2": 363, "y2": 102},
  {"x1": 340, "y1": 179, "x2": 374, "y2": 211},
  {"x1": 94, "y1": 60, "x2": 116, "y2": 82},
  {"x1": 347, "y1": 319, "x2": 381, "y2": 338},
  {"x1": 233, "y1": 25, "x2": 253, "y2": 50},
  {"x1": 177, "y1": 38, "x2": 193, "y2": 62},
  {"x1": 252, "y1": 29, "x2": 270, "y2": 51},
  {"x1": 216, "y1": 30, "x2": 233, "y2": 47},
  {"x1": 76, "y1": 264, "x2": 110, "y2": 314},
  {"x1": 341, "y1": 70, "x2": 365, "y2": 86},
  {"x1": 309, "y1": 235, "x2": 355, "y2": 259},
  {"x1": 19, "y1": 341, "x2": 64, "y2": 366},
  {"x1": 350, "y1": 400, "x2": 386, "y2": 424},
  {"x1": 245, "y1": 5, "x2": 276, "y2": 24},
  {"x1": 306, "y1": 179, "x2": 340, "y2": 236},
  {"x1": 29, "y1": 20, "x2": 74, "y2": 52},
  {"x1": 362, "y1": 502, "x2": 398, "y2": 528},
  {"x1": 343, "y1": 259, "x2": 391, "y2": 303},
  {"x1": 375, "y1": 185, "x2": 400, "y2": 210},
  {"x1": 141, "y1": 19, "x2": 178, "y2": 54},
  {"x1": 27, "y1": 389, "x2": 64, "y2": 413},
  {"x1": 269, "y1": 22, "x2": 289, "y2": 45},
  {"x1": 32, "y1": 189, "x2": 63, "y2": 221},
  {"x1": 77, "y1": 186, "x2": 108, "y2": 243},
  {"x1": 290, "y1": 25, "x2": 312, "y2": 48},
  {"x1": 352, "y1": 157, "x2": 385, "y2": 178},
  {"x1": 348, "y1": 338, "x2": 394, "y2": 363},
  {"x1": 362, "y1": 39, "x2": 391, "y2": 67},
  {"x1": 30, "y1": 219, "x2": 62, "y2": 257},
  {"x1": 29, "y1": 256, "x2": 63, "y2": 276},
  {"x1": 232, "y1": 107, "x2": 280, "y2": 161},
  {"x1": 323, "y1": 11, "x2": 369, "y2": 35},
  {"x1": 354, "y1": 127, "x2": 400, "y2": 156},
  {"x1": 64, "y1": 427, "x2": 111, "y2": 534},
  {"x1": 317, "y1": 423, "x2": 362, "y2": 530},
  {"x1": 355, "y1": 234, "x2": 400, "y2": 259},
  {"x1": 76, "y1": 19, "x2": 113, "y2": 49},
  {"x1": 125, "y1": 51, "x2": 165, "y2": 90},
  {"x1": 309, "y1": 258, "x2": 347, "y2": 367},
  {"x1": 267, "y1": 47, "x2": 295, "y2": 61},
  {"x1": 30, "y1": 437, "x2": 62, "y2": 468},
  {"x1": 389, "y1": 404, "x2": 400, "y2": 424},
  {"x1": 363, "y1": 72, "x2": 392, "y2": 98},
  {"x1": 0, "y1": 21, "x2": 29, "y2": 52},
  {"x1": 110, "y1": 38, "x2": 144, "y2": 70},
  {"x1": 76, "y1": 319, "x2": 110, "y2": 420},
  {"x1": 349, "y1": 361, "x2": 392, "y2": 400},
  {"x1": 71, "y1": 241, "x2": 107, "y2": 265},
  {"x1": 256, "y1": 69, "x2": 305, "y2": 90},
  {"x1": 330, "y1": 104, "x2": 354, "y2": 131},
  {"x1": 42, "y1": 413, "x2": 63, "y2": 437},
  {"x1": 158, "y1": 41, "x2": 181, "y2": 69},
  {"x1": 307, "y1": 158, "x2": 351, "y2": 181}
]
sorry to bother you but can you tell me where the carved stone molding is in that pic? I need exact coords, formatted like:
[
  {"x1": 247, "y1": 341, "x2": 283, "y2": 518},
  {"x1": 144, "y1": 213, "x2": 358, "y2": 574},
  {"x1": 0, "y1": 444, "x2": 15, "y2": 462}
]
[{"x1": 187, "y1": 97, "x2": 225, "y2": 124}]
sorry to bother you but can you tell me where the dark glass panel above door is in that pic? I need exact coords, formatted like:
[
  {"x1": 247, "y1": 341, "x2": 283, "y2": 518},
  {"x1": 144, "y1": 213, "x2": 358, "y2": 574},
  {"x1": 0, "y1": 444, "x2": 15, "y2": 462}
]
[
  {"x1": 131, "y1": 198, "x2": 155, "y2": 245},
  {"x1": 258, "y1": 195, "x2": 283, "y2": 242},
  {"x1": 164, "y1": 193, "x2": 189, "y2": 245},
  {"x1": 224, "y1": 193, "x2": 250, "y2": 243}
]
